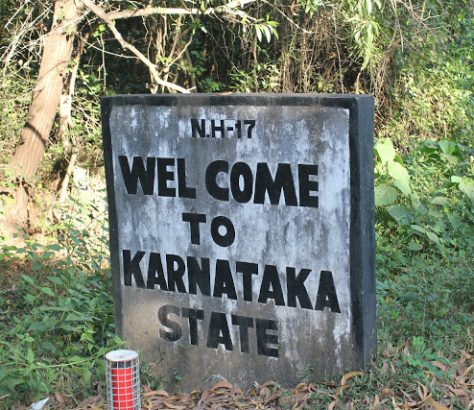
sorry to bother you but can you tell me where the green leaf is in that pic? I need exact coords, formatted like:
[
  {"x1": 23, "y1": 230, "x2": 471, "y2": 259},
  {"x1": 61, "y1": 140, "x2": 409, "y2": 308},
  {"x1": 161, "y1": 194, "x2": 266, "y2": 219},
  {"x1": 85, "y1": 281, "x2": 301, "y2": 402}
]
[
  {"x1": 39, "y1": 287, "x2": 55, "y2": 297},
  {"x1": 80, "y1": 331, "x2": 95, "y2": 343},
  {"x1": 431, "y1": 196, "x2": 450, "y2": 206},
  {"x1": 410, "y1": 225, "x2": 441, "y2": 245},
  {"x1": 3, "y1": 377, "x2": 23, "y2": 391},
  {"x1": 410, "y1": 224, "x2": 426, "y2": 234},
  {"x1": 443, "y1": 154, "x2": 459, "y2": 165},
  {"x1": 65, "y1": 312, "x2": 92, "y2": 322},
  {"x1": 39, "y1": 341, "x2": 56, "y2": 353},
  {"x1": 68, "y1": 355, "x2": 84, "y2": 363},
  {"x1": 24, "y1": 294, "x2": 36, "y2": 304},
  {"x1": 21, "y1": 274, "x2": 35, "y2": 286},
  {"x1": 58, "y1": 323, "x2": 78, "y2": 332},
  {"x1": 26, "y1": 348, "x2": 34, "y2": 364},
  {"x1": 452, "y1": 176, "x2": 474, "y2": 204},
  {"x1": 263, "y1": 25, "x2": 271, "y2": 42},
  {"x1": 375, "y1": 139, "x2": 396, "y2": 164},
  {"x1": 426, "y1": 231, "x2": 441, "y2": 245},
  {"x1": 28, "y1": 321, "x2": 48, "y2": 332},
  {"x1": 48, "y1": 275, "x2": 63, "y2": 286},
  {"x1": 408, "y1": 241, "x2": 423, "y2": 251},
  {"x1": 80, "y1": 367, "x2": 92, "y2": 385},
  {"x1": 375, "y1": 184, "x2": 398, "y2": 206},
  {"x1": 458, "y1": 177, "x2": 474, "y2": 204},
  {"x1": 386, "y1": 205, "x2": 413, "y2": 225},
  {"x1": 31, "y1": 261, "x2": 42, "y2": 272},
  {"x1": 438, "y1": 140, "x2": 457, "y2": 156},
  {"x1": 387, "y1": 161, "x2": 411, "y2": 196},
  {"x1": 0, "y1": 369, "x2": 7, "y2": 382}
]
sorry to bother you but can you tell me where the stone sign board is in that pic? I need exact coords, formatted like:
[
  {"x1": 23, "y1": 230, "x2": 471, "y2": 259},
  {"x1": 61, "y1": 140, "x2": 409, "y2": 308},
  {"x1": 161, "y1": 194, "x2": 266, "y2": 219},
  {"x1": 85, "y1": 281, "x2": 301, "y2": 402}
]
[{"x1": 101, "y1": 94, "x2": 375, "y2": 389}]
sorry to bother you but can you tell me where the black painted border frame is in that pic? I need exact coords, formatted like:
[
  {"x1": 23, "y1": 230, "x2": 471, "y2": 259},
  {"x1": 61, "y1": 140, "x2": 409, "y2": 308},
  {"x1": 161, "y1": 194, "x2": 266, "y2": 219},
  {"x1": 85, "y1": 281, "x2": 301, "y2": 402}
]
[{"x1": 101, "y1": 93, "x2": 376, "y2": 372}]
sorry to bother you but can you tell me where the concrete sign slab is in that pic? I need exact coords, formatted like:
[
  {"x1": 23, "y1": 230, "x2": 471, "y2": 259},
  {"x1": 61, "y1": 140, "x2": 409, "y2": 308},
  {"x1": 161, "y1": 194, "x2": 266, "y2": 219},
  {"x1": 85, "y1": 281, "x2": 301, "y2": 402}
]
[{"x1": 101, "y1": 94, "x2": 375, "y2": 389}]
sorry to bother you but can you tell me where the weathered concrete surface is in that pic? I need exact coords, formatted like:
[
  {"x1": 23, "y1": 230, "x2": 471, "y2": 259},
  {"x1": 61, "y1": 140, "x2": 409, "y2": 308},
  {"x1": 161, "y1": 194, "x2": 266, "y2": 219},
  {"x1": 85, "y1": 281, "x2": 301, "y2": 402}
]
[{"x1": 102, "y1": 95, "x2": 375, "y2": 390}]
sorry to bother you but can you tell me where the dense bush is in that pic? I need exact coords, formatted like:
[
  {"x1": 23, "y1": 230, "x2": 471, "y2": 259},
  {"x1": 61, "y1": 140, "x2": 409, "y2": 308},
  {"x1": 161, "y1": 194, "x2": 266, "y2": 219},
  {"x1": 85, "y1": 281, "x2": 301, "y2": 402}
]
[{"x1": 0, "y1": 197, "x2": 122, "y2": 407}]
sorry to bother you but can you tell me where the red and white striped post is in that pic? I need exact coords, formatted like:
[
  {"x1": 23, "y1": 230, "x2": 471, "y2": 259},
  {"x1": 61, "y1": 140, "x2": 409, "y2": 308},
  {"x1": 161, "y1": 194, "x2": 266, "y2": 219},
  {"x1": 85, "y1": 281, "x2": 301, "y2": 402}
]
[{"x1": 105, "y1": 350, "x2": 140, "y2": 410}]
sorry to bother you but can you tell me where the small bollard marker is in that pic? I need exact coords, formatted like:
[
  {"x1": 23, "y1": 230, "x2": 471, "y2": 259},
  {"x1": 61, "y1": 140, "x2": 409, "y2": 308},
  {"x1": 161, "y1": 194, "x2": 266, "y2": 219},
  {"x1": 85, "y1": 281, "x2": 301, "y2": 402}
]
[{"x1": 105, "y1": 349, "x2": 140, "y2": 410}]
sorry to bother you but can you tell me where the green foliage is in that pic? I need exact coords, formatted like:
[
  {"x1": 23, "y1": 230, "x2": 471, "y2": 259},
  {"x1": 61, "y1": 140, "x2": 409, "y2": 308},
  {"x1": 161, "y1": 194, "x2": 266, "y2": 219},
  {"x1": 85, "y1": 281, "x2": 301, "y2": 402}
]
[
  {"x1": 374, "y1": 134, "x2": 473, "y2": 372},
  {"x1": 0, "y1": 198, "x2": 122, "y2": 408},
  {"x1": 0, "y1": 71, "x2": 34, "y2": 164},
  {"x1": 345, "y1": 0, "x2": 382, "y2": 71},
  {"x1": 377, "y1": 250, "x2": 473, "y2": 345},
  {"x1": 296, "y1": 0, "x2": 324, "y2": 17},
  {"x1": 230, "y1": 61, "x2": 281, "y2": 92},
  {"x1": 375, "y1": 138, "x2": 412, "y2": 198},
  {"x1": 187, "y1": 49, "x2": 222, "y2": 92},
  {"x1": 253, "y1": 20, "x2": 278, "y2": 43},
  {"x1": 374, "y1": 135, "x2": 473, "y2": 252},
  {"x1": 70, "y1": 70, "x2": 103, "y2": 166},
  {"x1": 380, "y1": 2, "x2": 473, "y2": 146}
]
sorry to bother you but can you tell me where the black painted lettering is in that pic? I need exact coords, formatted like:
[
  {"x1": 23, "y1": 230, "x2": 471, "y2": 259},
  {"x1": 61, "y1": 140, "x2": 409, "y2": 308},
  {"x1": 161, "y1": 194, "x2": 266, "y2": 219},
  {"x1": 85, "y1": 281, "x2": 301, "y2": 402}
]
[
  {"x1": 236, "y1": 261, "x2": 258, "y2": 301},
  {"x1": 147, "y1": 252, "x2": 168, "y2": 290},
  {"x1": 207, "y1": 312, "x2": 233, "y2": 351},
  {"x1": 205, "y1": 161, "x2": 229, "y2": 201},
  {"x1": 286, "y1": 267, "x2": 312, "y2": 309},
  {"x1": 244, "y1": 120, "x2": 256, "y2": 138},
  {"x1": 211, "y1": 119, "x2": 225, "y2": 138},
  {"x1": 258, "y1": 265, "x2": 285, "y2": 306},
  {"x1": 254, "y1": 163, "x2": 298, "y2": 206},
  {"x1": 177, "y1": 158, "x2": 196, "y2": 198},
  {"x1": 158, "y1": 305, "x2": 182, "y2": 342},
  {"x1": 119, "y1": 156, "x2": 155, "y2": 195},
  {"x1": 191, "y1": 118, "x2": 206, "y2": 138},
  {"x1": 256, "y1": 319, "x2": 279, "y2": 357},
  {"x1": 187, "y1": 257, "x2": 211, "y2": 296},
  {"x1": 123, "y1": 249, "x2": 145, "y2": 288},
  {"x1": 182, "y1": 307, "x2": 204, "y2": 345},
  {"x1": 230, "y1": 162, "x2": 253, "y2": 203},
  {"x1": 210, "y1": 216, "x2": 235, "y2": 247},
  {"x1": 314, "y1": 270, "x2": 341, "y2": 313},
  {"x1": 166, "y1": 254, "x2": 187, "y2": 293},
  {"x1": 182, "y1": 213, "x2": 206, "y2": 245},
  {"x1": 298, "y1": 164, "x2": 318, "y2": 208},
  {"x1": 157, "y1": 158, "x2": 176, "y2": 197},
  {"x1": 231, "y1": 315, "x2": 254, "y2": 353},
  {"x1": 213, "y1": 259, "x2": 237, "y2": 300},
  {"x1": 235, "y1": 120, "x2": 242, "y2": 138}
]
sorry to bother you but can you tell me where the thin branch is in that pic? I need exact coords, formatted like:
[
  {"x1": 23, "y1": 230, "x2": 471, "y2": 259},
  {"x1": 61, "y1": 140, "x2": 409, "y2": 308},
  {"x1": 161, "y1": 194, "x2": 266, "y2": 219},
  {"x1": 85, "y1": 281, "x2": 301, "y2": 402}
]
[
  {"x1": 184, "y1": 48, "x2": 197, "y2": 92},
  {"x1": 110, "y1": 6, "x2": 199, "y2": 19},
  {"x1": 261, "y1": 0, "x2": 311, "y2": 34},
  {"x1": 332, "y1": 6, "x2": 344, "y2": 92},
  {"x1": 1, "y1": 6, "x2": 46, "y2": 67},
  {"x1": 4, "y1": 1, "x2": 27, "y2": 30},
  {"x1": 166, "y1": 16, "x2": 184, "y2": 69},
  {"x1": 106, "y1": 0, "x2": 257, "y2": 20},
  {"x1": 167, "y1": 33, "x2": 193, "y2": 73},
  {"x1": 83, "y1": 40, "x2": 136, "y2": 59},
  {"x1": 81, "y1": 0, "x2": 190, "y2": 93},
  {"x1": 58, "y1": 153, "x2": 77, "y2": 204}
]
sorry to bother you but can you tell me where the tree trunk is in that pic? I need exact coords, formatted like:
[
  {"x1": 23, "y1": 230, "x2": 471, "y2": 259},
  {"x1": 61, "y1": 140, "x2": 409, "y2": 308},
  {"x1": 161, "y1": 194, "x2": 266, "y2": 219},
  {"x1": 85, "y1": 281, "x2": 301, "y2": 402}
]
[{"x1": 4, "y1": 0, "x2": 81, "y2": 233}]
